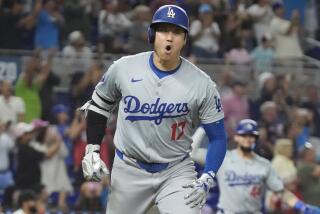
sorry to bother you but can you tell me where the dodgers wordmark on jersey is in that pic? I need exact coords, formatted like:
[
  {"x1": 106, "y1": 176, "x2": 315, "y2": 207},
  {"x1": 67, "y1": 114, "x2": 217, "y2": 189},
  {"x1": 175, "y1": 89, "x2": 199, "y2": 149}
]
[
  {"x1": 92, "y1": 51, "x2": 224, "y2": 163},
  {"x1": 217, "y1": 150, "x2": 284, "y2": 213}
]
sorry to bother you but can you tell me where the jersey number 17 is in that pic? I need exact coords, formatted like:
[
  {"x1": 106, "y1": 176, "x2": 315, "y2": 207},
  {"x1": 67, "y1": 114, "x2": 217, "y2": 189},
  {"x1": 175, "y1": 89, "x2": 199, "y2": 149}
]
[{"x1": 171, "y1": 121, "x2": 186, "y2": 141}]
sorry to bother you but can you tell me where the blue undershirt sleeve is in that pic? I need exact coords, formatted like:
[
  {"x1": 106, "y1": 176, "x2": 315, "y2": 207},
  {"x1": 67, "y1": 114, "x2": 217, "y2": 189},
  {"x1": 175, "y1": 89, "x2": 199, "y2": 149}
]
[{"x1": 201, "y1": 119, "x2": 227, "y2": 174}]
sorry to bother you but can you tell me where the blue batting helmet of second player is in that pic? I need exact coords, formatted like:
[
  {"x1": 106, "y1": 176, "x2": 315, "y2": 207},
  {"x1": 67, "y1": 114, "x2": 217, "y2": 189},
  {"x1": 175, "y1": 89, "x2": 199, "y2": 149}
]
[
  {"x1": 148, "y1": 5, "x2": 189, "y2": 43},
  {"x1": 236, "y1": 119, "x2": 259, "y2": 136}
]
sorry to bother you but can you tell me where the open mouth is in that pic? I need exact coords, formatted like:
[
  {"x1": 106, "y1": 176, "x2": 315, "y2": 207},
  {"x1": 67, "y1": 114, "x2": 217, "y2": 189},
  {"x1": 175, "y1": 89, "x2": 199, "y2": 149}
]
[{"x1": 165, "y1": 45, "x2": 172, "y2": 51}]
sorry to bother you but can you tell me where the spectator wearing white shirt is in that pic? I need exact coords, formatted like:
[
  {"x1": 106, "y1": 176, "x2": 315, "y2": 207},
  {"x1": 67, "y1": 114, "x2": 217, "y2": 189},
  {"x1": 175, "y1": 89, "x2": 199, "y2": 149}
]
[
  {"x1": 62, "y1": 30, "x2": 93, "y2": 75},
  {"x1": 190, "y1": 3, "x2": 221, "y2": 58},
  {"x1": 98, "y1": 0, "x2": 132, "y2": 53},
  {"x1": 270, "y1": 2, "x2": 303, "y2": 59},
  {"x1": 0, "y1": 118, "x2": 15, "y2": 191},
  {"x1": 247, "y1": 0, "x2": 273, "y2": 44},
  {"x1": 0, "y1": 80, "x2": 25, "y2": 127}
]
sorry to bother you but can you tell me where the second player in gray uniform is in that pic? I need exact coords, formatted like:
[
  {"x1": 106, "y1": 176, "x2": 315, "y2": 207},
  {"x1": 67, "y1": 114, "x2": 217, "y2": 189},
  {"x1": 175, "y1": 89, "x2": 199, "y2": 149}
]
[
  {"x1": 80, "y1": 5, "x2": 227, "y2": 214},
  {"x1": 192, "y1": 119, "x2": 320, "y2": 214}
]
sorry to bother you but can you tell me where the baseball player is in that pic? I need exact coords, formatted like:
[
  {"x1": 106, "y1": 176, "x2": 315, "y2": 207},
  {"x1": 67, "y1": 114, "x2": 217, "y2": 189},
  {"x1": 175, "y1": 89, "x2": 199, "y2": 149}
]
[
  {"x1": 192, "y1": 119, "x2": 320, "y2": 214},
  {"x1": 80, "y1": 4, "x2": 227, "y2": 214}
]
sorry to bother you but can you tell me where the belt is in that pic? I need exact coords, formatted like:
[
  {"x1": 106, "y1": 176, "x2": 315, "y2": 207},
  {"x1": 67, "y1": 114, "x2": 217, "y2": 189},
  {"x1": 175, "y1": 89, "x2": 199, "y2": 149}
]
[{"x1": 116, "y1": 149, "x2": 188, "y2": 173}]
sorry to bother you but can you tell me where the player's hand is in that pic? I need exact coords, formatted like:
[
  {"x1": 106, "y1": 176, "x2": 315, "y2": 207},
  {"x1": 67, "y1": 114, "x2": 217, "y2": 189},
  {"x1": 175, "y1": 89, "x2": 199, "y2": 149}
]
[
  {"x1": 294, "y1": 201, "x2": 320, "y2": 214},
  {"x1": 82, "y1": 144, "x2": 109, "y2": 181},
  {"x1": 182, "y1": 172, "x2": 215, "y2": 208}
]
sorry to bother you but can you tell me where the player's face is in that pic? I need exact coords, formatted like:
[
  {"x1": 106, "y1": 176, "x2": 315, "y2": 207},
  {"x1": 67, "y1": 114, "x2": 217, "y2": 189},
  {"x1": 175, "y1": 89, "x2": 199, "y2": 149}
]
[
  {"x1": 153, "y1": 23, "x2": 186, "y2": 62},
  {"x1": 235, "y1": 134, "x2": 256, "y2": 149}
]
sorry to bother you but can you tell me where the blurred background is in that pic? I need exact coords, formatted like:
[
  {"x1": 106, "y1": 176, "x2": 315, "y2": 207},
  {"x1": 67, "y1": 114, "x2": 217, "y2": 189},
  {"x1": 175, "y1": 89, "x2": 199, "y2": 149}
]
[{"x1": 0, "y1": 0, "x2": 320, "y2": 213}]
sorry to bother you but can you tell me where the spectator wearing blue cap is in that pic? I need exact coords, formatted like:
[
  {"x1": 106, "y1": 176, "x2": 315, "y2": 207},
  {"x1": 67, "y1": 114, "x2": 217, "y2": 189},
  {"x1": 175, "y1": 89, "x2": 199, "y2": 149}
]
[
  {"x1": 189, "y1": 3, "x2": 221, "y2": 59},
  {"x1": 51, "y1": 104, "x2": 86, "y2": 183},
  {"x1": 51, "y1": 104, "x2": 74, "y2": 175}
]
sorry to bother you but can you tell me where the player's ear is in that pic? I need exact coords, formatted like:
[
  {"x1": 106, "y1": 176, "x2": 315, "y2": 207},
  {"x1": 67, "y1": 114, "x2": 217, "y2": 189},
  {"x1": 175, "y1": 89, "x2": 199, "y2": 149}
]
[{"x1": 234, "y1": 135, "x2": 239, "y2": 143}]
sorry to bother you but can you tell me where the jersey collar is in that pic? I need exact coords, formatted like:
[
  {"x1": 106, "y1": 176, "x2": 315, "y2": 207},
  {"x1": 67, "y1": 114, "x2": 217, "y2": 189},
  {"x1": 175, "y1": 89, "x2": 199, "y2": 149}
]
[{"x1": 149, "y1": 52, "x2": 182, "y2": 79}]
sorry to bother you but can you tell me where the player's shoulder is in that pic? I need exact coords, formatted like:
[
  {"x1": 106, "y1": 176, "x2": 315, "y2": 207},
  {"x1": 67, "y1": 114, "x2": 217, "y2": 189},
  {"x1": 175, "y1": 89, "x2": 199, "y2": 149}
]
[
  {"x1": 115, "y1": 51, "x2": 151, "y2": 65},
  {"x1": 180, "y1": 57, "x2": 216, "y2": 84}
]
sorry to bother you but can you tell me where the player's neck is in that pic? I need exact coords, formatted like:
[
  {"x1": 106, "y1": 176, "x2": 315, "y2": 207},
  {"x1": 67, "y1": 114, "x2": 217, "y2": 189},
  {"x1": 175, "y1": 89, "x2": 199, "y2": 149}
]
[
  {"x1": 236, "y1": 147, "x2": 254, "y2": 159},
  {"x1": 153, "y1": 52, "x2": 181, "y2": 71}
]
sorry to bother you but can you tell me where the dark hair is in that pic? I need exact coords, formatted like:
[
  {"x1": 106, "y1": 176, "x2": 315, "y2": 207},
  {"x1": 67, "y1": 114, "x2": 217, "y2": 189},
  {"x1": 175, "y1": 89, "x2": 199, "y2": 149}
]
[
  {"x1": 18, "y1": 190, "x2": 36, "y2": 207},
  {"x1": 35, "y1": 127, "x2": 48, "y2": 143},
  {"x1": 272, "y1": 2, "x2": 283, "y2": 11}
]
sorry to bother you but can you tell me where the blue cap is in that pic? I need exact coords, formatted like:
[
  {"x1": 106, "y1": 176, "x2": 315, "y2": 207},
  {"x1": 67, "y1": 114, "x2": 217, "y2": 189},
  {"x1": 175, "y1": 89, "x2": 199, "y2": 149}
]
[
  {"x1": 272, "y1": 2, "x2": 283, "y2": 11},
  {"x1": 198, "y1": 4, "x2": 213, "y2": 14},
  {"x1": 51, "y1": 104, "x2": 69, "y2": 116},
  {"x1": 236, "y1": 119, "x2": 259, "y2": 136}
]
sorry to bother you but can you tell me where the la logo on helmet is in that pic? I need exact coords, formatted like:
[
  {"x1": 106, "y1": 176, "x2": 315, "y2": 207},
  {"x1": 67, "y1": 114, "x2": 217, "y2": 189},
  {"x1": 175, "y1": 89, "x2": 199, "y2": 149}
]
[{"x1": 167, "y1": 7, "x2": 175, "y2": 18}]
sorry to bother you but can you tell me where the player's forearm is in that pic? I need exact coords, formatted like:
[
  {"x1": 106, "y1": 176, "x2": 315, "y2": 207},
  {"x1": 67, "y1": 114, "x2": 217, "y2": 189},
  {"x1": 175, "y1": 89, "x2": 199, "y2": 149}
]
[
  {"x1": 86, "y1": 110, "x2": 108, "y2": 145},
  {"x1": 202, "y1": 119, "x2": 227, "y2": 174}
]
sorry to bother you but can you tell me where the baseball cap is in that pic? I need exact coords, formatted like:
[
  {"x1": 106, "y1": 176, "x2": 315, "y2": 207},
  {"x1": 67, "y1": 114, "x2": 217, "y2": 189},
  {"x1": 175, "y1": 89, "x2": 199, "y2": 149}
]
[
  {"x1": 272, "y1": 2, "x2": 283, "y2": 11},
  {"x1": 69, "y1": 31, "x2": 84, "y2": 44},
  {"x1": 51, "y1": 104, "x2": 69, "y2": 116},
  {"x1": 32, "y1": 119, "x2": 49, "y2": 129},
  {"x1": 198, "y1": 4, "x2": 213, "y2": 14},
  {"x1": 13, "y1": 122, "x2": 35, "y2": 139}
]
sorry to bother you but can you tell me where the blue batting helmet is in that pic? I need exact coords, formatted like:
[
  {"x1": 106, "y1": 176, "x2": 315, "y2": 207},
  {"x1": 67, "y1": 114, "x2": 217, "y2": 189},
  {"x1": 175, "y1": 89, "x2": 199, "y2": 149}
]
[
  {"x1": 236, "y1": 119, "x2": 259, "y2": 136},
  {"x1": 148, "y1": 5, "x2": 189, "y2": 43}
]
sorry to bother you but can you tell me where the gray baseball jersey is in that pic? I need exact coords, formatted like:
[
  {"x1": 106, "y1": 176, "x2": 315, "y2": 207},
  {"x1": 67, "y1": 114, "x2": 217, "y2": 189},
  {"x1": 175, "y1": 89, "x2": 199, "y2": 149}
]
[
  {"x1": 92, "y1": 51, "x2": 224, "y2": 163},
  {"x1": 216, "y1": 149, "x2": 284, "y2": 213}
]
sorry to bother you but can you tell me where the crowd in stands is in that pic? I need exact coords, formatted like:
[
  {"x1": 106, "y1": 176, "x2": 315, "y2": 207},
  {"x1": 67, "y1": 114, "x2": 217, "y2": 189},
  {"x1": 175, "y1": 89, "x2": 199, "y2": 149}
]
[{"x1": 0, "y1": 0, "x2": 320, "y2": 213}]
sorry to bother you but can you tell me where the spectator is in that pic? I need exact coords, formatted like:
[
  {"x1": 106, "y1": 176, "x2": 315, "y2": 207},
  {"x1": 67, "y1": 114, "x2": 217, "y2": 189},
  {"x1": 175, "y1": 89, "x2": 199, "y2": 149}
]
[
  {"x1": 98, "y1": 0, "x2": 132, "y2": 53},
  {"x1": 189, "y1": 3, "x2": 221, "y2": 58},
  {"x1": 61, "y1": 30, "x2": 93, "y2": 75},
  {"x1": 75, "y1": 181, "x2": 105, "y2": 212},
  {"x1": 0, "y1": 80, "x2": 25, "y2": 127},
  {"x1": 258, "y1": 101, "x2": 284, "y2": 160},
  {"x1": 250, "y1": 33, "x2": 275, "y2": 74},
  {"x1": 291, "y1": 108, "x2": 313, "y2": 151},
  {"x1": 0, "y1": 0, "x2": 25, "y2": 49},
  {"x1": 300, "y1": 85, "x2": 320, "y2": 137},
  {"x1": 222, "y1": 80, "x2": 249, "y2": 139},
  {"x1": 225, "y1": 38, "x2": 251, "y2": 65},
  {"x1": 24, "y1": 0, "x2": 63, "y2": 51},
  {"x1": 128, "y1": 5, "x2": 152, "y2": 54},
  {"x1": 32, "y1": 184, "x2": 49, "y2": 214},
  {"x1": 219, "y1": 12, "x2": 242, "y2": 54},
  {"x1": 51, "y1": 104, "x2": 74, "y2": 174},
  {"x1": 15, "y1": 50, "x2": 54, "y2": 122},
  {"x1": 246, "y1": 0, "x2": 273, "y2": 44},
  {"x1": 68, "y1": 112, "x2": 87, "y2": 188},
  {"x1": 271, "y1": 138, "x2": 297, "y2": 185},
  {"x1": 258, "y1": 72, "x2": 276, "y2": 104},
  {"x1": 70, "y1": 62, "x2": 103, "y2": 112},
  {"x1": 0, "y1": 118, "x2": 15, "y2": 192},
  {"x1": 268, "y1": 140, "x2": 301, "y2": 213},
  {"x1": 13, "y1": 190, "x2": 37, "y2": 214},
  {"x1": 270, "y1": 2, "x2": 303, "y2": 59},
  {"x1": 297, "y1": 143, "x2": 320, "y2": 206},
  {"x1": 14, "y1": 122, "x2": 60, "y2": 191},
  {"x1": 33, "y1": 121, "x2": 73, "y2": 212},
  {"x1": 39, "y1": 70, "x2": 60, "y2": 121},
  {"x1": 61, "y1": 0, "x2": 90, "y2": 44}
]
